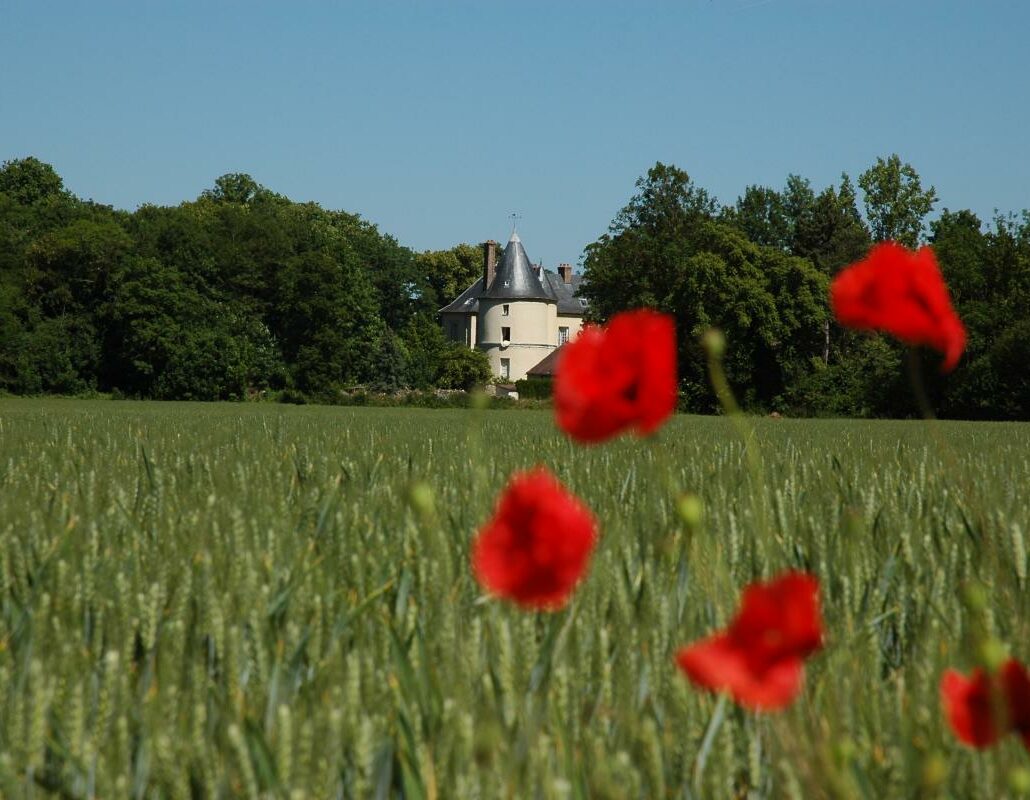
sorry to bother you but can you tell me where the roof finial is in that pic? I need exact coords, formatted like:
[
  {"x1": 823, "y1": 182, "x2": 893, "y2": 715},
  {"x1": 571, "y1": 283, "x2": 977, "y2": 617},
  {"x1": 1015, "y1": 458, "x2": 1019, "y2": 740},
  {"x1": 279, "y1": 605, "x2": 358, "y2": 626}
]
[{"x1": 509, "y1": 212, "x2": 521, "y2": 242}]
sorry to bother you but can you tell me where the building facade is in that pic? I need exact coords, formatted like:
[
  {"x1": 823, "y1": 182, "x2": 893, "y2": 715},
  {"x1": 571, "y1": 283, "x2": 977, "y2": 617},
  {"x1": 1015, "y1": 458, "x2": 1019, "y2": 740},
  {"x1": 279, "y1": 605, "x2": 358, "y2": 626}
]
[{"x1": 439, "y1": 232, "x2": 587, "y2": 382}]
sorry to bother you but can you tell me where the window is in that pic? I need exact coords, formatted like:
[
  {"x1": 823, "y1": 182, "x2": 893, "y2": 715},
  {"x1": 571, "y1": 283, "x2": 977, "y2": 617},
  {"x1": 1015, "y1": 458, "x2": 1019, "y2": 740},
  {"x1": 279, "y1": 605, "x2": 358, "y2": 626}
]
[
  {"x1": 559, "y1": 326, "x2": 570, "y2": 346},
  {"x1": 502, "y1": 304, "x2": 509, "y2": 316},
  {"x1": 501, "y1": 326, "x2": 511, "y2": 345},
  {"x1": 500, "y1": 358, "x2": 510, "y2": 379}
]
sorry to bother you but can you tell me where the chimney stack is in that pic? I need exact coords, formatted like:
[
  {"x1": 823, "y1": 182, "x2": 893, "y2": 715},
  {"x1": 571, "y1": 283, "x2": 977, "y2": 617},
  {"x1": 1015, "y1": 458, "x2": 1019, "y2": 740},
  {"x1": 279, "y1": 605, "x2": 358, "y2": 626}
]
[
  {"x1": 482, "y1": 240, "x2": 498, "y2": 289},
  {"x1": 558, "y1": 263, "x2": 572, "y2": 284}
]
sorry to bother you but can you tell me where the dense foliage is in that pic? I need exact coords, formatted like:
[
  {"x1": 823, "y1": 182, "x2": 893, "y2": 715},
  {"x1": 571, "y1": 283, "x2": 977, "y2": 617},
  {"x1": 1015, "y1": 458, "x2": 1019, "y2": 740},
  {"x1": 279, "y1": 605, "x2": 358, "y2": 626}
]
[
  {"x1": 2, "y1": 401, "x2": 1029, "y2": 797},
  {"x1": 2, "y1": 155, "x2": 1028, "y2": 417},
  {"x1": 0, "y1": 158, "x2": 488, "y2": 401},
  {"x1": 581, "y1": 161, "x2": 1030, "y2": 419}
]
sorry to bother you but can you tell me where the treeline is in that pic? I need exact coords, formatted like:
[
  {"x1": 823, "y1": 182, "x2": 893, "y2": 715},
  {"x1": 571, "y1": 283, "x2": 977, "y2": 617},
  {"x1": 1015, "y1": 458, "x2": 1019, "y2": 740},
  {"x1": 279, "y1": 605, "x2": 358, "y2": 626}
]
[
  {"x1": 581, "y1": 159, "x2": 1030, "y2": 419},
  {"x1": 2, "y1": 156, "x2": 1028, "y2": 418},
  {"x1": 0, "y1": 159, "x2": 491, "y2": 401}
]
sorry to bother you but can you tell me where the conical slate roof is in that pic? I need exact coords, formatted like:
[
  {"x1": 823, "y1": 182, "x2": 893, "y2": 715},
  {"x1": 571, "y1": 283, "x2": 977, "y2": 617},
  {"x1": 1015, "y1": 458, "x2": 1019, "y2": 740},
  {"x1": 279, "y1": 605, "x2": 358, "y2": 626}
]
[{"x1": 481, "y1": 232, "x2": 551, "y2": 301}]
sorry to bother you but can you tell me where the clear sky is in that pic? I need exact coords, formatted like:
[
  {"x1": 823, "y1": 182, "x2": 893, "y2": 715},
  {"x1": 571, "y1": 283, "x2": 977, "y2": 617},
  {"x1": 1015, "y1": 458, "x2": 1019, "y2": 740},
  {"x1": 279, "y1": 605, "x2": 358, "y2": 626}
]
[{"x1": 2, "y1": 1, "x2": 1028, "y2": 267}]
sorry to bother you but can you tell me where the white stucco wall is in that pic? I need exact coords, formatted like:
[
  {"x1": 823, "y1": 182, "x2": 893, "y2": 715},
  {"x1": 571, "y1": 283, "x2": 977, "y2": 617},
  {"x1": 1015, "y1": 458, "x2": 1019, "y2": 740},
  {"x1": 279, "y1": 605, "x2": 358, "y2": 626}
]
[
  {"x1": 441, "y1": 312, "x2": 477, "y2": 348},
  {"x1": 478, "y1": 299, "x2": 556, "y2": 381},
  {"x1": 556, "y1": 315, "x2": 584, "y2": 346}
]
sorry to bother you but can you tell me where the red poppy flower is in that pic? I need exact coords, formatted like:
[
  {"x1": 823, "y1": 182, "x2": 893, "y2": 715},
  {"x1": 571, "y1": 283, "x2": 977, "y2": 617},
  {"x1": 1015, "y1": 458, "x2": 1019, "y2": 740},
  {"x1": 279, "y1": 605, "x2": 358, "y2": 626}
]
[
  {"x1": 554, "y1": 309, "x2": 677, "y2": 444},
  {"x1": 675, "y1": 572, "x2": 823, "y2": 710},
  {"x1": 1004, "y1": 659, "x2": 1030, "y2": 750},
  {"x1": 941, "y1": 659, "x2": 1030, "y2": 750},
  {"x1": 830, "y1": 241, "x2": 966, "y2": 372},
  {"x1": 941, "y1": 667, "x2": 1005, "y2": 748},
  {"x1": 471, "y1": 467, "x2": 598, "y2": 610}
]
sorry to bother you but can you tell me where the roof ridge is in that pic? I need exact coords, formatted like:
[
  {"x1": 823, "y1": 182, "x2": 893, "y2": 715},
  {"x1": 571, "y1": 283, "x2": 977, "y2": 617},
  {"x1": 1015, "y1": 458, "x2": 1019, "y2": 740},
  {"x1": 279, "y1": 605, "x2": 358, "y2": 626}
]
[{"x1": 481, "y1": 235, "x2": 551, "y2": 301}]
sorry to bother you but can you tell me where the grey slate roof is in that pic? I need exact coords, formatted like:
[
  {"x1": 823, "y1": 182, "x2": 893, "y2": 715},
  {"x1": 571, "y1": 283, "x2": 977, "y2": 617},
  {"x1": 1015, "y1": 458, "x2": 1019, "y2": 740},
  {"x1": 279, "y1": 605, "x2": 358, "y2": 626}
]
[
  {"x1": 481, "y1": 233, "x2": 551, "y2": 301},
  {"x1": 526, "y1": 345, "x2": 566, "y2": 377},
  {"x1": 438, "y1": 233, "x2": 588, "y2": 316},
  {"x1": 541, "y1": 270, "x2": 589, "y2": 315},
  {"x1": 439, "y1": 277, "x2": 484, "y2": 314}
]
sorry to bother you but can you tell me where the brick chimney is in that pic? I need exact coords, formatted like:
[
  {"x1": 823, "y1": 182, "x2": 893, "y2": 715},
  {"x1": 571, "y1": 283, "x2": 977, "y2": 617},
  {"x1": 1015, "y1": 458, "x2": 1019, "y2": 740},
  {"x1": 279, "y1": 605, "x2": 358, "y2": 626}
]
[
  {"x1": 558, "y1": 263, "x2": 573, "y2": 284},
  {"x1": 482, "y1": 240, "x2": 498, "y2": 289}
]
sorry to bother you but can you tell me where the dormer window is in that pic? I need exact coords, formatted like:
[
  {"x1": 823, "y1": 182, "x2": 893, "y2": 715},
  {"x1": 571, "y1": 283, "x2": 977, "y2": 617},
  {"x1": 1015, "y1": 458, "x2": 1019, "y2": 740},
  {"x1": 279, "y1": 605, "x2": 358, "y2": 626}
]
[{"x1": 502, "y1": 304, "x2": 509, "y2": 316}]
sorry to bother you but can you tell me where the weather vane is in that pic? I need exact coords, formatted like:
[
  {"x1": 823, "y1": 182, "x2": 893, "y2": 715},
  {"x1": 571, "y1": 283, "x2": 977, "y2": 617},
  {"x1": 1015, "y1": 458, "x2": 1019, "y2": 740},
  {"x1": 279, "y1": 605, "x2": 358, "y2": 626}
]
[{"x1": 510, "y1": 212, "x2": 521, "y2": 236}]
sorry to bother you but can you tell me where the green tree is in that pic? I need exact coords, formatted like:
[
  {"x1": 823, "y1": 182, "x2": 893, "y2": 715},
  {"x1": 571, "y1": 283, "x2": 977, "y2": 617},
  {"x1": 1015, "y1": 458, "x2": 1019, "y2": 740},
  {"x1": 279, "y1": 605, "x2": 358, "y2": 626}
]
[
  {"x1": 792, "y1": 174, "x2": 871, "y2": 275},
  {"x1": 858, "y1": 154, "x2": 937, "y2": 247},
  {"x1": 931, "y1": 210, "x2": 988, "y2": 303},
  {"x1": 437, "y1": 345, "x2": 491, "y2": 390},
  {"x1": 104, "y1": 256, "x2": 285, "y2": 399},
  {"x1": 722, "y1": 185, "x2": 790, "y2": 250},
  {"x1": 782, "y1": 174, "x2": 817, "y2": 253},
  {"x1": 402, "y1": 312, "x2": 452, "y2": 389},
  {"x1": 271, "y1": 251, "x2": 384, "y2": 394},
  {"x1": 581, "y1": 165, "x2": 827, "y2": 410},
  {"x1": 0, "y1": 157, "x2": 66, "y2": 205},
  {"x1": 26, "y1": 218, "x2": 133, "y2": 316},
  {"x1": 369, "y1": 329, "x2": 410, "y2": 392},
  {"x1": 201, "y1": 173, "x2": 268, "y2": 206},
  {"x1": 612, "y1": 162, "x2": 717, "y2": 235},
  {"x1": 415, "y1": 243, "x2": 482, "y2": 309}
]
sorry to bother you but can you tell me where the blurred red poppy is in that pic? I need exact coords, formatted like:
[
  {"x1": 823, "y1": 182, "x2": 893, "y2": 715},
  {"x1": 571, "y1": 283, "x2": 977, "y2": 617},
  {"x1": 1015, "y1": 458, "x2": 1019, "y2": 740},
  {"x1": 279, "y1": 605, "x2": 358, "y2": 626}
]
[
  {"x1": 471, "y1": 467, "x2": 598, "y2": 610},
  {"x1": 941, "y1": 667, "x2": 1004, "y2": 748},
  {"x1": 676, "y1": 572, "x2": 823, "y2": 710},
  {"x1": 1004, "y1": 659, "x2": 1030, "y2": 750},
  {"x1": 941, "y1": 659, "x2": 1030, "y2": 750},
  {"x1": 830, "y1": 241, "x2": 966, "y2": 372},
  {"x1": 555, "y1": 309, "x2": 677, "y2": 443}
]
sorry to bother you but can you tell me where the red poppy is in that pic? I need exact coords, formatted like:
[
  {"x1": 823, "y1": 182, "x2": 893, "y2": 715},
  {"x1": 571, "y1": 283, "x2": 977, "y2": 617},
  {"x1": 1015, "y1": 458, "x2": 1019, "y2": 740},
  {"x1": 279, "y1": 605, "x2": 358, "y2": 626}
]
[
  {"x1": 941, "y1": 667, "x2": 1005, "y2": 748},
  {"x1": 941, "y1": 659, "x2": 1030, "y2": 750},
  {"x1": 554, "y1": 309, "x2": 677, "y2": 444},
  {"x1": 830, "y1": 241, "x2": 966, "y2": 372},
  {"x1": 675, "y1": 572, "x2": 823, "y2": 710},
  {"x1": 1004, "y1": 659, "x2": 1030, "y2": 750},
  {"x1": 471, "y1": 467, "x2": 598, "y2": 610}
]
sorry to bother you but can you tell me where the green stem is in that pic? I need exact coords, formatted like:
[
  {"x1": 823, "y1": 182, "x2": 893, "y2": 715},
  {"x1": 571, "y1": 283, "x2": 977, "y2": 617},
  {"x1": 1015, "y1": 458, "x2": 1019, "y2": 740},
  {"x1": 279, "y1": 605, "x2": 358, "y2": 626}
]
[
  {"x1": 905, "y1": 347, "x2": 936, "y2": 421},
  {"x1": 692, "y1": 693, "x2": 729, "y2": 796},
  {"x1": 705, "y1": 340, "x2": 771, "y2": 542}
]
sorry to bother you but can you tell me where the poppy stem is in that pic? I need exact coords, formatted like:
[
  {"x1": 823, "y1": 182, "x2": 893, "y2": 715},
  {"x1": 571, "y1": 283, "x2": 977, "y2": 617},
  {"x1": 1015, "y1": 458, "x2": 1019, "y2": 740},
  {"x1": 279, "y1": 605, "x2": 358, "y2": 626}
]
[
  {"x1": 692, "y1": 692, "x2": 729, "y2": 795},
  {"x1": 905, "y1": 347, "x2": 936, "y2": 421},
  {"x1": 703, "y1": 330, "x2": 771, "y2": 540}
]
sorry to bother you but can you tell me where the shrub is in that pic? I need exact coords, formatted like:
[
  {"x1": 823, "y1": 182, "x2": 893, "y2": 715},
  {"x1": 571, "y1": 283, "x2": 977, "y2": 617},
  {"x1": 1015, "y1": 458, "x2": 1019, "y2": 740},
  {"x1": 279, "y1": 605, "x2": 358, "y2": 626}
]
[{"x1": 515, "y1": 376, "x2": 553, "y2": 400}]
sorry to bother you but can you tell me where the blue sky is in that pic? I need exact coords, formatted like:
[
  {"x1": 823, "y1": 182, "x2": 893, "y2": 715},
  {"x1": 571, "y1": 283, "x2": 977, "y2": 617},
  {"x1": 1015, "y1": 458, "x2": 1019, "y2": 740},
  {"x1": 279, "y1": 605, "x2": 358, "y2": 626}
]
[{"x1": 2, "y1": 1, "x2": 1028, "y2": 267}]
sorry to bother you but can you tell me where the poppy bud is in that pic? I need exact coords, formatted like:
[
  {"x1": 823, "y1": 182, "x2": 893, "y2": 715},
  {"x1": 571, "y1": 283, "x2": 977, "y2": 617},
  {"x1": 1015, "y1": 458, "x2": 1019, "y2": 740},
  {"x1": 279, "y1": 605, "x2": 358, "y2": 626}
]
[
  {"x1": 677, "y1": 493, "x2": 704, "y2": 529},
  {"x1": 470, "y1": 390, "x2": 490, "y2": 411},
  {"x1": 407, "y1": 481, "x2": 435, "y2": 519},
  {"x1": 978, "y1": 638, "x2": 1009, "y2": 672},
  {"x1": 920, "y1": 752, "x2": 948, "y2": 790},
  {"x1": 1009, "y1": 767, "x2": 1030, "y2": 795},
  {"x1": 701, "y1": 328, "x2": 726, "y2": 360}
]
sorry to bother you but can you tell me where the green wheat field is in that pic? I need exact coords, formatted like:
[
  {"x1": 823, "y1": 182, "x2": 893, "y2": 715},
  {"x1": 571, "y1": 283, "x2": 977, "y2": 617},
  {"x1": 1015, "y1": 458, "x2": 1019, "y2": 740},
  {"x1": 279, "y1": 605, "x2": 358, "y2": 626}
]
[{"x1": 2, "y1": 399, "x2": 1030, "y2": 799}]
